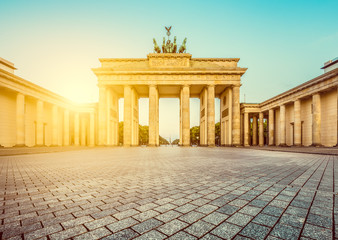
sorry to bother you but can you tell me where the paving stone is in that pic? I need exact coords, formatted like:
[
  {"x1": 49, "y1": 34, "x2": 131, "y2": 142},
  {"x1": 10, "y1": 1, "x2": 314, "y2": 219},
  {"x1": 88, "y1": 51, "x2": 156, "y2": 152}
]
[
  {"x1": 202, "y1": 211, "x2": 228, "y2": 225},
  {"x1": 168, "y1": 231, "x2": 197, "y2": 240},
  {"x1": 217, "y1": 204, "x2": 239, "y2": 215},
  {"x1": 185, "y1": 220, "x2": 215, "y2": 238},
  {"x1": 157, "y1": 219, "x2": 188, "y2": 236},
  {"x1": 133, "y1": 209, "x2": 160, "y2": 222},
  {"x1": 49, "y1": 225, "x2": 87, "y2": 240},
  {"x1": 211, "y1": 222, "x2": 242, "y2": 239},
  {"x1": 84, "y1": 216, "x2": 117, "y2": 230},
  {"x1": 239, "y1": 222, "x2": 270, "y2": 240},
  {"x1": 179, "y1": 211, "x2": 205, "y2": 224},
  {"x1": 252, "y1": 213, "x2": 279, "y2": 227},
  {"x1": 132, "y1": 218, "x2": 163, "y2": 234},
  {"x1": 239, "y1": 205, "x2": 262, "y2": 216},
  {"x1": 227, "y1": 212, "x2": 253, "y2": 227},
  {"x1": 103, "y1": 228, "x2": 139, "y2": 240},
  {"x1": 106, "y1": 217, "x2": 139, "y2": 233},
  {"x1": 61, "y1": 215, "x2": 94, "y2": 229},
  {"x1": 175, "y1": 203, "x2": 197, "y2": 213},
  {"x1": 155, "y1": 210, "x2": 181, "y2": 222},
  {"x1": 270, "y1": 223, "x2": 301, "y2": 240},
  {"x1": 306, "y1": 213, "x2": 332, "y2": 229},
  {"x1": 133, "y1": 230, "x2": 167, "y2": 240},
  {"x1": 24, "y1": 224, "x2": 63, "y2": 239},
  {"x1": 200, "y1": 233, "x2": 223, "y2": 239},
  {"x1": 73, "y1": 227, "x2": 112, "y2": 240},
  {"x1": 113, "y1": 209, "x2": 140, "y2": 220},
  {"x1": 262, "y1": 205, "x2": 284, "y2": 217},
  {"x1": 302, "y1": 223, "x2": 333, "y2": 239},
  {"x1": 279, "y1": 213, "x2": 305, "y2": 228}
]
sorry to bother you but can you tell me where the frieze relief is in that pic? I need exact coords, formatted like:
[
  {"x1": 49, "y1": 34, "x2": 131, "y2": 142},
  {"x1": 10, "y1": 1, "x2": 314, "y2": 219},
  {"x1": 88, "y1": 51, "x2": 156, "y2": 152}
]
[{"x1": 99, "y1": 74, "x2": 240, "y2": 82}]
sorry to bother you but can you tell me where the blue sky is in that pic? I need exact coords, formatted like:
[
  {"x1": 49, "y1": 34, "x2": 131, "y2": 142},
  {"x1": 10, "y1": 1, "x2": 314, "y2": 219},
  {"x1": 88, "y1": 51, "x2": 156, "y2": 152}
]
[{"x1": 1, "y1": 0, "x2": 337, "y2": 140}]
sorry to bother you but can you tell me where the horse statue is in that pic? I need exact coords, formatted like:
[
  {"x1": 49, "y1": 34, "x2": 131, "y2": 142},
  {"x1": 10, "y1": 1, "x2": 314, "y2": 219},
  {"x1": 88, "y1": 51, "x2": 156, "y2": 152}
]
[
  {"x1": 173, "y1": 36, "x2": 177, "y2": 53},
  {"x1": 153, "y1": 38, "x2": 161, "y2": 53},
  {"x1": 179, "y1": 38, "x2": 187, "y2": 53}
]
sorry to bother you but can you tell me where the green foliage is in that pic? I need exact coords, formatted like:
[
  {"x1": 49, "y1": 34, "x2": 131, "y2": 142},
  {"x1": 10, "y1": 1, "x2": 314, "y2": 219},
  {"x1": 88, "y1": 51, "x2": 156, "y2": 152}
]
[
  {"x1": 119, "y1": 122, "x2": 123, "y2": 144},
  {"x1": 159, "y1": 136, "x2": 169, "y2": 145},
  {"x1": 215, "y1": 122, "x2": 221, "y2": 146},
  {"x1": 190, "y1": 126, "x2": 200, "y2": 145},
  {"x1": 139, "y1": 125, "x2": 149, "y2": 145},
  {"x1": 172, "y1": 139, "x2": 179, "y2": 145}
]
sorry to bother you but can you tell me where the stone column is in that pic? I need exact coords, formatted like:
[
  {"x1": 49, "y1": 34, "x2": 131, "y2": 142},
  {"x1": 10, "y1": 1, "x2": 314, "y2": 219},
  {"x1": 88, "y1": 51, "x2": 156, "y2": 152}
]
[
  {"x1": 155, "y1": 88, "x2": 159, "y2": 146},
  {"x1": 312, "y1": 93, "x2": 321, "y2": 146},
  {"x1": 89, "y1": 112, "x2": 95, "y2": 146},
  {"x1": 244, "y1": 112, "x2": 249, "y2": 146},
  {"x1": 232, "y1": 86, "x2": 240, "y2": 146},
  {"x1": 182, "y1": 85, "x2": 190, "y2": 146},
  {"x1": 280, "y1": 105, "x2": 286, "y2": 146},
  {"x1": 36, "y1": 100, "x2": 44, "y2": 146},
  {"x1": 252, "y1": 115, "x2": 258, "y2": 146},
  {"x1": 207, "y1": 85, "x2": 215, "y2": 146},
  {"x1": 98, "y1": 86, "x2": 107, "y2": 146},
  {"x1": 52, "y1": 105, "x2": 58, "y2": 146},
  {"x1": 336, "y1": 87, "x2": 338, "y2": 146},
  {"x1": 63, "y1": 109, "x2": 69, "y2": 146},
  {"x1": 294, "y1": 100, "x2": 301, "y2": 146},
  {"x1": 74, "y1": 112, "x2": 80, "y2": 146},
  {"x1": 268, "y1": 109, "x2": 274, "y2": 146},
  {"x1": 124, "y1": 85, "x2": 132, "y2": 146},
  {"x1": 259, "y1": 112, "x2": 264, "y2": 146},
  {"x1": 149, "y1": 85, "x2": 159, "y2": 146},
  {"x1": 81, "y1": 116, "x2": 86, "y2": 146},
  {"x1": 16, "y1": 93, "x2": 25, "y2": 146}
]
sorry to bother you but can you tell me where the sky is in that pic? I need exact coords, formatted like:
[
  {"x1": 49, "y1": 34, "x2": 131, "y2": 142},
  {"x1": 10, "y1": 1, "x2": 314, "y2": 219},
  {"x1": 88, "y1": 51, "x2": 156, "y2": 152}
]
[{"x1": 1, "y1": 0, "x2": 337, "y2": 140}]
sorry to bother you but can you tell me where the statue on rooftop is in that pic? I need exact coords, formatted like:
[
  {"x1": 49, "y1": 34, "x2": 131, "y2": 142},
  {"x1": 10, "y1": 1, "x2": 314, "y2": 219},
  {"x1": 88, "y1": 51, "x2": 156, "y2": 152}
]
[{"x1": 152, "y1": 26, "x2": 187, "y2": 53}]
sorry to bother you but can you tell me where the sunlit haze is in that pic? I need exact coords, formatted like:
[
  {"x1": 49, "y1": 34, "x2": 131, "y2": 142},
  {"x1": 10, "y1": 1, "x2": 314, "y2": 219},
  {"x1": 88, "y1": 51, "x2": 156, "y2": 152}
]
[{"x1": 1, "y1": 0, "x2": 337, "y2": 140}]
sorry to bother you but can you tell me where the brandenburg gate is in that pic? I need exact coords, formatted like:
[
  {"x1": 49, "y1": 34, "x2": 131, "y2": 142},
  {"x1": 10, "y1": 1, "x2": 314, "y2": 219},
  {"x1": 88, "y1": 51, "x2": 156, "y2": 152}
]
[{"x1": 92, "y1": 28, "x2": 247, "y2": 147}]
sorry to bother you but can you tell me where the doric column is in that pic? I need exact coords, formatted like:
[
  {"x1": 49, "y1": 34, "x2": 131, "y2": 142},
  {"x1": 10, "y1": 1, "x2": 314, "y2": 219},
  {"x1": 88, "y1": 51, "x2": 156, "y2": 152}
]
[
  {"x1": 98, "y1": 86, "x2": 107, "y2": 146},
  {"x1": 149, "y1": 85, "x2": 159, "y2": 146},
  {"x1": 232, "y1": 86, "x2": 240, "y2": 146},
  {"x1": 252, "y1": 115, "x2": 258, "y2": 146},
  {"x1": 294, "y1": 100, "x2": 301, "y2": 146},
  {"x1": 16, "y1": 93, "x2": 25, "y2": 146},
  {"x1": 182, "y1": 85, "x2": 190, "y2": 146},
  {"x1": 336, "y1": 87, "x2": 338, "y2": 146},
  {"x1": 36, "y1": 100, "x2": 44, "y2": 146},
  {"x1": 207, "y1": 85, "x2": 215, "y2": 146},
  {"x1": 268, "y1": 109, "x2": 274, "y2": 146},
  {"x1": 124, "y1": 85, "x2": 132, "y2": 146},
  {"x1": 63, "y1": 109, "x2": 69, "y2": 146},
  {"x1": 81, "y1": 116, "x2": 86, "y2": 146},
  {"x1": 312, "y1": 93, "x2": 321, "y2": 146},
  {"x1": 74, "y1": 112, "x2": 80, "y2": 146},
  {"x1": 89, "y1": 112, "x2": 95, "y2": 146},
  {"x1": 52, "y1": 105, "x2": 58, "y2": 146},
  {"x1": 259, "y1": 112, "x2": 264, "y2": 146},
  {"x1": 280, "y1": 105, "x2": 286, "y2": 146},
  {"x1": 244, "y1": 112, "x2": 249, "y2": 146},
  {"x1": 155, "y1": 88, "x2": 159, "y2": 146}
]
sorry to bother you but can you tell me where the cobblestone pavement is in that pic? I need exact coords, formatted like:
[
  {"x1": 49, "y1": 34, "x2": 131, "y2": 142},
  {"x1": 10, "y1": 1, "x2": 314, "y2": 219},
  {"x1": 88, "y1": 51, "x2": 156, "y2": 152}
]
[
  {"x1": 250, "y1": 146, "x2": 338, "y2": 156},
  {"x1": 0, "y1": 147, "x2": 337, "y2": 239}
]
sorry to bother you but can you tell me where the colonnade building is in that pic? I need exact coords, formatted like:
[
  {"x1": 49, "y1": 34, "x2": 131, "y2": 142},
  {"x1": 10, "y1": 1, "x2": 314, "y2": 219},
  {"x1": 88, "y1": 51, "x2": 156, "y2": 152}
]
[{"x1": 0, "y1": 54, "x2": 337, "y2": 148}]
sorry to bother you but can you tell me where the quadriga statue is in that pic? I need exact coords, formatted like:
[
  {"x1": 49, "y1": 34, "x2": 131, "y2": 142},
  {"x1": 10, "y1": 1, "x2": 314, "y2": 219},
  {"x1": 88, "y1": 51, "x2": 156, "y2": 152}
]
[
  {"x1": 153, "y1": 38, "x2": 161, "y2": 53},
  {"x1": 179, "y1": 38, "x2": 187, "y2": 53}
]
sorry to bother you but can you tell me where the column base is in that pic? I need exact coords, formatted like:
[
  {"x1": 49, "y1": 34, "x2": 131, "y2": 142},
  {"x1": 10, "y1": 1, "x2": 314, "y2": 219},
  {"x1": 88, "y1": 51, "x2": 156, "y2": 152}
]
[
  {"x1": 268, "y1": 144, "x2": 275, "y2": 146},
  {"x1": 258, "y1": 144, "x2": 264, "y2": 147},
  {"x1": 231, "y1": 144, "x2": 242, "y2": 147},
  {"x1": 278, "y1": 144, "x2": 288, "y2": 147},
  {"x1": 34, "y1": 144, "x2": 46, "y2": 147},
  {"x1": 311, "y1": 143, "x2": 323, "y2": 147},
  {"x1": 244, "y1": 144, "x2": 250, "y2": 147},
  {"x1": 14, "y1": 144, "x2": 26, "y2": 147},
  {"x1": 208, "y1": 144, "x2": 215, "y2": 147},
  {"x1": 293, "y1": 144, "x2": 302, "y2": 147},
  {"x1": 50, "y1": 145, "x2": 60, "y2": 147}
]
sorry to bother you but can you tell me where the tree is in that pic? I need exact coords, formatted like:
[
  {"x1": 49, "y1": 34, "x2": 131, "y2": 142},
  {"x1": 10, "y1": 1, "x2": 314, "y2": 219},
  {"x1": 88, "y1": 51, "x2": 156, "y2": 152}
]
[
  {"x1": 139, "y1": 125, "x2": 149, "y2": 145},
  {"x1": 159, "y1": 136, "x2": 169, "y2": 145},
  {"x1": 215, "y1": 122, "x2": 220, "y2": 146},
  {"x1": 119, "y1": 122, "x2": 123, "y2": 144},
  {"x1": 190, "y1": 126, "x2": 200, "y2": 145},
  {"x1": 172, "y1": 139, "x2": 179, "y2": 145}
]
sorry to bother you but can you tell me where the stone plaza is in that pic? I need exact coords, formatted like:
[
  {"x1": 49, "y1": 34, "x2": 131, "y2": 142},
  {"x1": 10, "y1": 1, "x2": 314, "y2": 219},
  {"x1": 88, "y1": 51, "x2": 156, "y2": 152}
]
[{"x1": 0, "y1": 147, "x2": 337, "y2": 239}]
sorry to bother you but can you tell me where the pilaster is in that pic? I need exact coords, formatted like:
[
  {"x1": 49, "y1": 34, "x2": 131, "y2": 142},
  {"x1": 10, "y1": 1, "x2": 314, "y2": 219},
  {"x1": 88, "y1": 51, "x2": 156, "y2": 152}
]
[
  {"x1": 294, "y1": 100, "x2": 301, "y2": 146},
  {"x1": 259, "y1": 112, "x2": 264, "y2": 146},
  {"x1": 268, "y1": 109, "x2": 274, "y2": 146},
  {"x1": 312, "y1": 93, "x2": 321, "y2": 146},
  {"x1": 280, "y1": 105, "x2": 286, "y2": 146},
  {"x1": 207, "y1": 85, "x2": 215, "y2": 146},
  {"x1": 15, "y1": 93, "x2": 25, "y2": 147},
  {"x1": 232, "y1": 86, "x2": 240, "y2": 146},
  {"x1": 182, "y1": 85, "x2": 190, "y2": 146}
]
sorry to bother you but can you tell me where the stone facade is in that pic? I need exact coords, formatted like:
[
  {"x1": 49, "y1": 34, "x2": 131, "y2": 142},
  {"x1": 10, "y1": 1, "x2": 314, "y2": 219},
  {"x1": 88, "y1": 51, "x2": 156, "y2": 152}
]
[
  {"x1": 1, "y1": 54, "x2": 337, "y2": 148},
  {"x1": 241, "y1": 67, "x2": 338, "y2": 147},
  {"x1": 92, "y1": 53, "x2": 247, "y2": 147}
]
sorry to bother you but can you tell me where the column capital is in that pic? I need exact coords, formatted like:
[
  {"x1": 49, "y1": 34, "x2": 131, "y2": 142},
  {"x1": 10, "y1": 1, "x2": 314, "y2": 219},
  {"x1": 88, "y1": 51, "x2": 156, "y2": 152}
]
[{"x1": 182, "y1": 84, "x2": 190, "y2": 88}]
